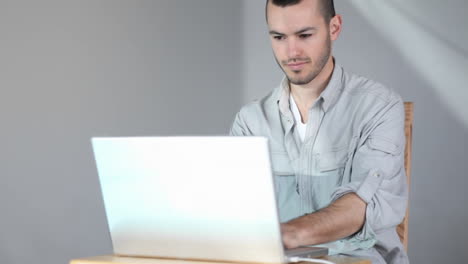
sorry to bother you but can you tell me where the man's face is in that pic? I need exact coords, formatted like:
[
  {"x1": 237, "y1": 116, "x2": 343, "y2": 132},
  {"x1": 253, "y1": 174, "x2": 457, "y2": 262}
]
[{"x1": 267, "y1": 0, "x2": 332, "y2": 85}]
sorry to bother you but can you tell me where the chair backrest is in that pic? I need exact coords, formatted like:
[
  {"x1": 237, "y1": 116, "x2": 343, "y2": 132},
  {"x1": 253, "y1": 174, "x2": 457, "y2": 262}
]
[{"x1": 396, "y1": 102, "x2": 413, "y2": 251}]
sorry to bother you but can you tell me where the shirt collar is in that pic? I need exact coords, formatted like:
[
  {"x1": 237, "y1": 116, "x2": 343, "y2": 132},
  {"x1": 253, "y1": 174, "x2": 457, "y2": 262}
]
[
  {"x1": 276, "y1": 61, "x2": 344, "y2": 114},
  {"x1": 320, "y1": 62, "x2": 344, "y2": 112},
  {"x1": 277, "y1": 77, "x2": 292, "y2": 117}
]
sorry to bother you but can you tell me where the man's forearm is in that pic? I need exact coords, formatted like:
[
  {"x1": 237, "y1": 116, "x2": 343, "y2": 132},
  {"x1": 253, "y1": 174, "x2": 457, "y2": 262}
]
[{"x1": 281, "y1": 193, "x2": 367, "y2": 248}]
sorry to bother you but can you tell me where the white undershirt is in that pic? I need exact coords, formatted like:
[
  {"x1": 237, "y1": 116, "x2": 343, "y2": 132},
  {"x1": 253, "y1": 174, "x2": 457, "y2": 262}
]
[{"x1": 289, "y1": 94, "x2": 307, "y2": 141}]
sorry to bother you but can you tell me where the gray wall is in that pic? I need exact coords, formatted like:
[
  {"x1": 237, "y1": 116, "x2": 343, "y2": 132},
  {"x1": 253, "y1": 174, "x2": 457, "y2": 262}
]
[
  {"x1": 0, "y1": 1, "x2": 242, "y2": 264},
  {"x1": 242, "y1": 1, "x2": 468, "y2": 264}
]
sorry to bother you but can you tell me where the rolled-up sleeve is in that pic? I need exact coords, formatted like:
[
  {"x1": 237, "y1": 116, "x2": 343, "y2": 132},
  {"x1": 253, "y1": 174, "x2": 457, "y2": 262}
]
[{"x1": 331, "y1": 97, "x2": 408, "y2": 244}]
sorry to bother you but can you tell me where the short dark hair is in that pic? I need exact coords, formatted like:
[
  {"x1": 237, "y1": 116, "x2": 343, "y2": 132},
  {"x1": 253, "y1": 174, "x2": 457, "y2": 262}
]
[{"x1": 266, "y1": 0, "x2": 336, "y2": 23}]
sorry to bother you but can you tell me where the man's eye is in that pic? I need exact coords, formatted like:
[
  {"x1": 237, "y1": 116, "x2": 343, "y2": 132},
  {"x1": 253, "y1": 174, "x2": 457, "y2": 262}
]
[
  {"x1": 273, "y1": 35, "x2": 284, "y2": 40},
  {"x1": 299, "y1": 34, "x2": 312, "y2": 39}
]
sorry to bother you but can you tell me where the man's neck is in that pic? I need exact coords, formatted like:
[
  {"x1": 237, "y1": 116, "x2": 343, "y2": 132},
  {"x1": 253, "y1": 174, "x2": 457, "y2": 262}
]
[{"x1": 289, "y1": 57, "x2": 335, "y2": 123}]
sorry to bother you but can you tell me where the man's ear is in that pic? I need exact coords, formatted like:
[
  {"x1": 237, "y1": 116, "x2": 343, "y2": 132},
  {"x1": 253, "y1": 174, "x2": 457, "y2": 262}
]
[{"x1": 329, "y1": 14, "x2": 342, "y2": 41}]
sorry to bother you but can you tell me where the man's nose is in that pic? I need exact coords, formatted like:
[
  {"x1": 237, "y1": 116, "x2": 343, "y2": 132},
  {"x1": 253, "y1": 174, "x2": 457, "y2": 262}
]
[{"x1": 287, "y1": 39, "x2": 301, "y2": 59}]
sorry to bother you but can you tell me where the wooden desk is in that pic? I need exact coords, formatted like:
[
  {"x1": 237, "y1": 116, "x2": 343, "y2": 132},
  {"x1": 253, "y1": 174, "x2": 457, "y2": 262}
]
[{"x1": 70, "y1": 255, "x2": 370, "y2": 264}]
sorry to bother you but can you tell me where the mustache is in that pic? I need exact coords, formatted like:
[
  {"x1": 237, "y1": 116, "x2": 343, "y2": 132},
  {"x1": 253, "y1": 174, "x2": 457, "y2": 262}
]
[{"x1": 282, "y1": 57, "x2": 311, "y2": 65}]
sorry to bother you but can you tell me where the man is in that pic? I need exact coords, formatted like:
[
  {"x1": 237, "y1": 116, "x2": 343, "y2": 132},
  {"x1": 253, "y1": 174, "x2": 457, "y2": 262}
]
[{"x1": 230, "y1": 0, "x2": 409, "y2": 263}]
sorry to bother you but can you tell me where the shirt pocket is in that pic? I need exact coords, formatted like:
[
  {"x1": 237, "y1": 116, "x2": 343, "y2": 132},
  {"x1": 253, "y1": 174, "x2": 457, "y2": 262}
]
[
  {"x1": 309, "y1": 147, "x2": 349, "y2": 204},
  {"x1": 316, "y1": 147, "x2": 348, "y2": 174},
  {"x1": 271, "y1": 151, "x2": 295, "y2": 176}
]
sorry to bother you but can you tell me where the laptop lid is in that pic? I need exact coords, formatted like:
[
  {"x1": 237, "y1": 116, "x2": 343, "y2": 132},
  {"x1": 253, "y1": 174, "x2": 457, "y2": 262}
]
[{"x1": 92, "y1": 136, "x2": 287, "y2": 263}]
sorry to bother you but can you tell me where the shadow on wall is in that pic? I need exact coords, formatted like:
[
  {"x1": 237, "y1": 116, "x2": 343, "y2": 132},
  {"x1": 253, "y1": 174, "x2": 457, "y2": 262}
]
[{"x1": 350, "y1": 1, "x2": 468, "y2": 129}]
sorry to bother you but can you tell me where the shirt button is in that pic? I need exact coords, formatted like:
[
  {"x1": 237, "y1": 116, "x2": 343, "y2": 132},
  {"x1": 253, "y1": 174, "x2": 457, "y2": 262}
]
[{"x1": 374, "y1": 172, "x2": 381, "y2": 178}]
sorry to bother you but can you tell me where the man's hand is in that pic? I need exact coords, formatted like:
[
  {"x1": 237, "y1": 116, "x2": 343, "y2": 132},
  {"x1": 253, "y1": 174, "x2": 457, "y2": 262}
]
[
  {"x1": 280, "y1": 222, "x2": 302, "y2": 249},
  {"x1": 279, "y1": 193, "x2": 367, "y2": 248}
]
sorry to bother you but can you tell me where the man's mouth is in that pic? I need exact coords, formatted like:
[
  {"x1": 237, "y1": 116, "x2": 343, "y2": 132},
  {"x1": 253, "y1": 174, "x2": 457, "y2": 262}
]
[{"x1": 286, "y1": 61, "x2": 309, "y2": 71}]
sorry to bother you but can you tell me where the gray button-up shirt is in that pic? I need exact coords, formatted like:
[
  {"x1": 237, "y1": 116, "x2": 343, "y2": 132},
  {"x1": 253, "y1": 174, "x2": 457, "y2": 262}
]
[{"x1": 230, "y1": 63, "x2": 409, "y2": 264}]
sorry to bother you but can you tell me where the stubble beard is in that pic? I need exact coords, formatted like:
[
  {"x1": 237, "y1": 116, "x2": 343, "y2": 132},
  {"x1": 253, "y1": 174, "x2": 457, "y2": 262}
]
[{"x1": 276, "y1": 35, "x2": 332, "y2": 86}]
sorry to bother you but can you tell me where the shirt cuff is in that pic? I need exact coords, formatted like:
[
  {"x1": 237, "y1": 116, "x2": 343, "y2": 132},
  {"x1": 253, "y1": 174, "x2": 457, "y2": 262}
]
[{"x1": 327, "y1": 169, "x2": 385, "y2": 252}]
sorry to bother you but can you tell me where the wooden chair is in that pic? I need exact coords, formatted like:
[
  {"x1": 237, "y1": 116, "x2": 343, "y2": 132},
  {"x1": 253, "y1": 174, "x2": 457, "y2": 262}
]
[{"x1": 396, "y1": 102, "x2": 413, "y2": 251}]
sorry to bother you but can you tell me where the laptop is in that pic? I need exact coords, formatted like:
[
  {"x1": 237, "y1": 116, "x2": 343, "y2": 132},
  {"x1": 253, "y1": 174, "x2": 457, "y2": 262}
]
[{"x1": 92, "y1": 136, "x2": 328, "y2": 263}]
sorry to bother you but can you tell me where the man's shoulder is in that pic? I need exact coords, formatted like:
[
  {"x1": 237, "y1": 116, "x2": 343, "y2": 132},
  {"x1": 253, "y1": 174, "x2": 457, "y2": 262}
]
[
  {"x1": 237, "y1": 87, "x2": 279, "y2": 118},
  {"x1": 342, "y1": 70, "x2": 402, "y2": 105},
  {"x1": 230, "y1": 87, "x2": 280, "y2": 136}
]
